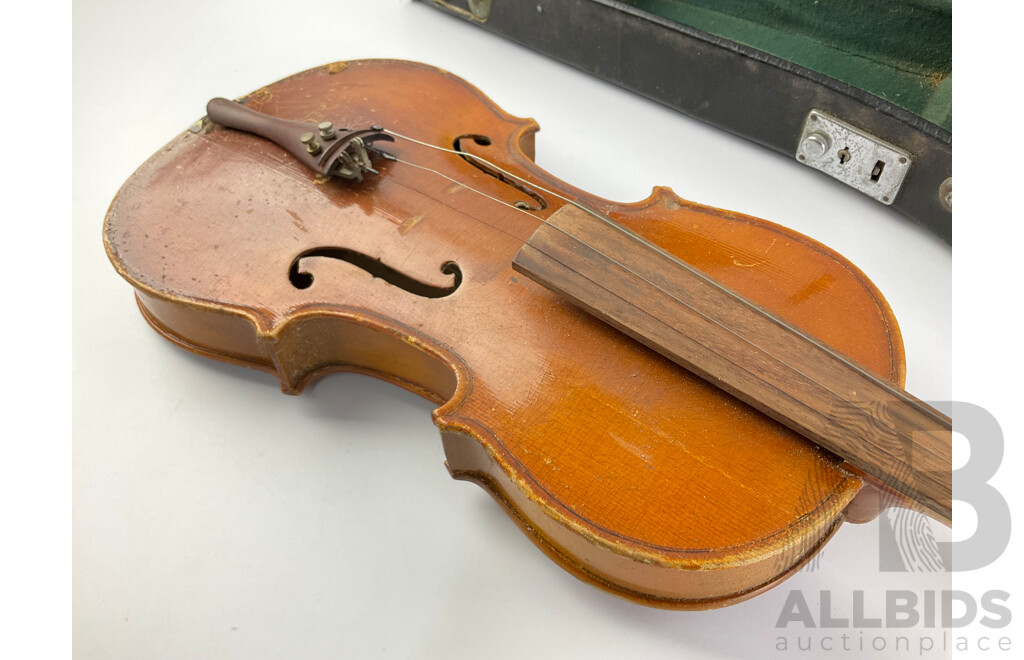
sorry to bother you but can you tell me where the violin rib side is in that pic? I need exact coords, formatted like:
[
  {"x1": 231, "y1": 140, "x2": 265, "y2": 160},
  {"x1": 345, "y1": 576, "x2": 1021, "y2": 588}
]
[{"x1": 105, "y1": 60, "x2": 905, "y2": 608}]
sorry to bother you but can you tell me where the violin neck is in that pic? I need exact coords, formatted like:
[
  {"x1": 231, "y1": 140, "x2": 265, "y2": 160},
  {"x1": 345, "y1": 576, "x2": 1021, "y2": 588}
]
[{"x1": 513, "y1": 203, "x2": 952, "y2": 525}]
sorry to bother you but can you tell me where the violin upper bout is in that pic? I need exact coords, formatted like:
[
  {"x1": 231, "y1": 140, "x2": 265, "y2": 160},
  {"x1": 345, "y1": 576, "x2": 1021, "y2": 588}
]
[
  {"x1": 602, "y1": 186, "x2": 907, "y2": 393},
  {"x1": 104, "y1": 58, "x2": 914, "y2": 609}
]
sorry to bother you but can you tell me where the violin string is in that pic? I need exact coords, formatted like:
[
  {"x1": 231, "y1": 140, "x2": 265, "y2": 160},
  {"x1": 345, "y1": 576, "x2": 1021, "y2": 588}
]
[
  {"x1": 382, "y1": 129, "x2": 611, "y2": 225},
  {"x1": 369, "y1": 140, "x2": 947, "y2": 511},
  {"x1": 387, "y1": 155, "x2": 535, "y2": 224},
  {"x1": 378, "y1": 130, "x2": 950, "y2": 442},
  {"x1": 377, "y1": 167, "x2": 950, "y2": 508}
]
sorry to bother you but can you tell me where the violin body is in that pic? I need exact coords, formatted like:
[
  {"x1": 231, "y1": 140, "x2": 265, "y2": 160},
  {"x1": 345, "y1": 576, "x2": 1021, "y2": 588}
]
[{"x1": 104, "y1": 60, "x2": 905, "y2": 608}]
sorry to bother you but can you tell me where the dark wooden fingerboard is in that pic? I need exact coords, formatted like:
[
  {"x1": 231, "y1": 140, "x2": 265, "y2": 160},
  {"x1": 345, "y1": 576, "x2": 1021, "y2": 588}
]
[{"x1": 513, "y1": 204, "x2": 951, "y2": 524}]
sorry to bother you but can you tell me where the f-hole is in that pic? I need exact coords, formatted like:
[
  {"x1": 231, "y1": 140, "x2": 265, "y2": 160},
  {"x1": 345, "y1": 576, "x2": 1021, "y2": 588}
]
[
  {"x1": 289, "y1": 248, "x2": 462, "y2": 298},
  {"x1": 454, "y1": 134, "x2": 548, "y2": 211}
]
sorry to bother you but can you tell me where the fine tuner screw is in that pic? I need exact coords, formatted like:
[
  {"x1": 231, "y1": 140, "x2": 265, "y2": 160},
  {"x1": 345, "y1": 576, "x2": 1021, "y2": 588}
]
[
  {"x1": 319, "y1": 121, "x2": 336, "y2": 140},
  {"x1": 300, "y1": 132, "x2": 322, "y2": 155}
]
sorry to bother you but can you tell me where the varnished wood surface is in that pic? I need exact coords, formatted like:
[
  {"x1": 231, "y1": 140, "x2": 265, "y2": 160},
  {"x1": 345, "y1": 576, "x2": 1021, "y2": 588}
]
[
  {"x1": 104, "y1": 60, "x2": 908, "y2": 607},
  {"x1": 515, "y1": 205, "x2": 951, "y2": 524}
]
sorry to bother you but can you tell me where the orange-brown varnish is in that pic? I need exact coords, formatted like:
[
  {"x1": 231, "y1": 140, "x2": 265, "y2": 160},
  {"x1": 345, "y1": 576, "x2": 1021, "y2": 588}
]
[{"x1": 104, "y1": 60, "x2": 905, "y2": 608}]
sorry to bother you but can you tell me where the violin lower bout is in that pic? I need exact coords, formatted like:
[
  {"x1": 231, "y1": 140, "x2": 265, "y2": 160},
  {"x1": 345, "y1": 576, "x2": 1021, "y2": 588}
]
[
  {"x1": 106, "y1": 59, "x2": 907, "y2": 609},
  {"x1": 134, "y1": 285, "x2": 862, "y2": 609}
]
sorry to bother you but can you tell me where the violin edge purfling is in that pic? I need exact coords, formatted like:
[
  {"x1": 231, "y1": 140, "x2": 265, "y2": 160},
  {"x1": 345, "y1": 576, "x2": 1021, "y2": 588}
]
[
  {"x1": 514, "y1": 205, "x2": 951, "y2": 525},
  {"x1": 104, "y1": 59, "x2": 921, "y2": 609}
]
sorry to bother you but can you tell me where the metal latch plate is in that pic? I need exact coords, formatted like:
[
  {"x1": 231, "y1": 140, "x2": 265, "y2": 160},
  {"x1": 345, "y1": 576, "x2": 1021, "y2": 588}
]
[{"x1": 796, "y1": 110, "x2": 912, "y2": 205}]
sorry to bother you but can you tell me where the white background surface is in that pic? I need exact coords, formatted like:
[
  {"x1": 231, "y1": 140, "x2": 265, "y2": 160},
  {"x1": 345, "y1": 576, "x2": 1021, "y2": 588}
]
[{"x1": 59, "y1": 1, "x2": 1015, "y2": 658}]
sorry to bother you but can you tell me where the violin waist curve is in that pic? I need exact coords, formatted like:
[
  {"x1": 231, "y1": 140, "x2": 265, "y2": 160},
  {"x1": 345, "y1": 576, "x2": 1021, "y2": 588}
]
[{"x1": 104, "y1": 59, "x2": 906, "y2": 608}]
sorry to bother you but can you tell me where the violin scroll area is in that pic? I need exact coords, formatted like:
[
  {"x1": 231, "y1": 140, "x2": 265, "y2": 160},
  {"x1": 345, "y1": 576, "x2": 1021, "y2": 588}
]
[{"x1": 288, "y1": 248, "x2": 462, "y2": 299}]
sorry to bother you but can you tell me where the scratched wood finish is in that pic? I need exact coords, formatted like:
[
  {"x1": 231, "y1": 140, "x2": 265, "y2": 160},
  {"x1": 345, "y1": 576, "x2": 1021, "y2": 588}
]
[
  {"x1": 514, "y1": 206, "x2": 951, "y2": 524},
  {"x1": 104, "y1": 60, "x2": 909, "y2": 608}
]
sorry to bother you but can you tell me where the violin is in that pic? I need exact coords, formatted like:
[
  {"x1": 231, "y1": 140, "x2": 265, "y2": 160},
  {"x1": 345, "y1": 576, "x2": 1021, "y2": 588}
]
[{"x1": 104, "y1": 59, "x2": 950, "y2": 609}]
